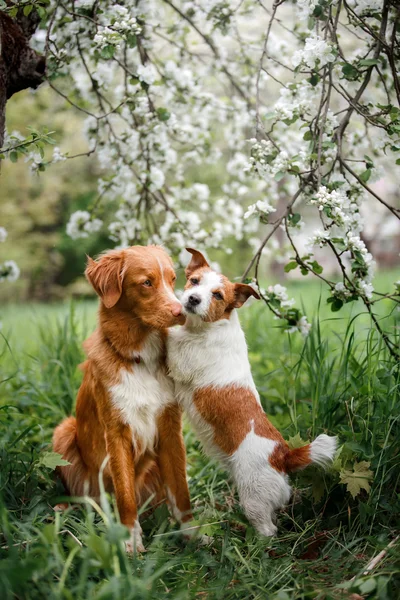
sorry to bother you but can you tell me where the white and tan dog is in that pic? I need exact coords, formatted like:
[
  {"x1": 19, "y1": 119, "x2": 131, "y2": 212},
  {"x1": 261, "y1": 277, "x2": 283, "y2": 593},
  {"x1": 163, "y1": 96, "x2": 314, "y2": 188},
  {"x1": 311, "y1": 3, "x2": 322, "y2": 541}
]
[{"x1": 167, "y1": 248, "x2": 337, "y2": 537}]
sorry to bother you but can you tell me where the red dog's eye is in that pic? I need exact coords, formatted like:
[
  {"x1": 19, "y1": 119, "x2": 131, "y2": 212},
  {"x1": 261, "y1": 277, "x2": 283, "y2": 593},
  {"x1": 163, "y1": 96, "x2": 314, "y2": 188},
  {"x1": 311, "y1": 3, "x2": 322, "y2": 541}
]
[
  {"x1": 190, "y1": 278, "x2": 199, "y2": 285},
  {"x1": 143, "y1": 280, "x2": 152, "y2": 287}
]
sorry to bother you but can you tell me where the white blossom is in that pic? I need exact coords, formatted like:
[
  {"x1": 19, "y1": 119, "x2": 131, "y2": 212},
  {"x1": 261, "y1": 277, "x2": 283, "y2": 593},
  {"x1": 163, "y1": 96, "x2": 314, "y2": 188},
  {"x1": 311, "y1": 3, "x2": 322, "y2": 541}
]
[
  {"x1": 292, "y1": 36, "x2": 335, "y2": 69},
  {"x1": 0, "y1": 260, "x2": 20, "y2": 283},
  {"x1": 244, "y1": 200, "x2": 276, "y2": 220},
  {"x1": 149, "y1": 166, "x2": 165, "y2": 191},
  {"x1": 297, "y1": 315, "x2": 312, "y2": 337},
  {"x1": 137, "y1": 64, "x2": 158, "y2": 86},
  {"x1": 52, "y1": 147, "x2": 66, "y2": 163}
]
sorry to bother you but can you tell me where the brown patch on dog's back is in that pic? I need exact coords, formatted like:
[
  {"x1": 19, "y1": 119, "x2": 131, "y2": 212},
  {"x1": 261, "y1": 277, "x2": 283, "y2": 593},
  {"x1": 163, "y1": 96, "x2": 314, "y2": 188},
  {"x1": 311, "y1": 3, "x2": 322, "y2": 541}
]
[
  {"x1": 193, "y1": 386, "x2": 314, "y2": 473},
  {"x1": 193, "y1": 385, "x2": 285, "y2": 455}
]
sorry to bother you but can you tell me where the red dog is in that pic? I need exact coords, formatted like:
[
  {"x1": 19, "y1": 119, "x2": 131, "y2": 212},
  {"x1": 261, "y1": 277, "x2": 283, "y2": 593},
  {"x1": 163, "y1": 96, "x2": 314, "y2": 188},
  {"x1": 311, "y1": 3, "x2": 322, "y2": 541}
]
[{"x1": 53, "y1": 245, "x2": 192, "y2": 552}]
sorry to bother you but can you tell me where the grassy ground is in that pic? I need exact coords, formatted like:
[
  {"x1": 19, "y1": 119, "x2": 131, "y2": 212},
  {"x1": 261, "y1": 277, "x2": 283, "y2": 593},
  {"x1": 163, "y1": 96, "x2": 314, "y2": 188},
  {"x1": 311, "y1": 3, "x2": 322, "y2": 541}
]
[{"x1": 1, "y1": 274, "x2": 400, "y2": 599}]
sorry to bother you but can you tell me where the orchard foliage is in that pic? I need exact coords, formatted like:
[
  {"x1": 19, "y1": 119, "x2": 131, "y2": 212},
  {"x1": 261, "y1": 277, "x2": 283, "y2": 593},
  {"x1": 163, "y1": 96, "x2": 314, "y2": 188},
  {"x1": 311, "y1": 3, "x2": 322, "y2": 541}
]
[{"x1": 1, "y1": 0, "x2": 399, "y2": 353}]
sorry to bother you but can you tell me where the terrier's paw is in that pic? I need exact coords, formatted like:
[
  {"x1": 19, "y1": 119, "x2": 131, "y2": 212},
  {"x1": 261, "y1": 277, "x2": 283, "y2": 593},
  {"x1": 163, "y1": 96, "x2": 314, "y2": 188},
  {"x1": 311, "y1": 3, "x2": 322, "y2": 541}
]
[
  {"x1": 259, "y1": 523, "x2": 278, "y2": 537},
  {"x1": 125, "y1": 538, "x2": 146, "y2": 554},
  {"x1": 53, "y1": 503, "x2": 69, "y2": 512}
]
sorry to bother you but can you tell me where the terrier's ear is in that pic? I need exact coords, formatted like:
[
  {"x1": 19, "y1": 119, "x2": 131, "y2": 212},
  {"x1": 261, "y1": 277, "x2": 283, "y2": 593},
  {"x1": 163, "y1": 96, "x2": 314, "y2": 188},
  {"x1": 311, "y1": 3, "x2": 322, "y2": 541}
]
[
  {"x1": 85, "y1": 251, "x2": 125, "y2": 309},
  {"x1": 230, "y1": 283, "x2": 260, "y2": 309},
  {"x1": 185, "y1": 248, "x2": 210, "y2": 278}
]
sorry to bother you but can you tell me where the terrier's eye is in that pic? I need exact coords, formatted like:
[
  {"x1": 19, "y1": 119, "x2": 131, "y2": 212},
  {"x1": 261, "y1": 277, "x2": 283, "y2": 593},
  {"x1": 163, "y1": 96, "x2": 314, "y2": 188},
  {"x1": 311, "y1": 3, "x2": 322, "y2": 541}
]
[
  {"x1": 190, "y1": 278, "x2": 199, "y2": 285},
  {"x1": 213, "y1": 292, "x2": 223, "y2": 301},
  {"x1": 143, "y1": 280, "x2": 152, "y2": 287}
]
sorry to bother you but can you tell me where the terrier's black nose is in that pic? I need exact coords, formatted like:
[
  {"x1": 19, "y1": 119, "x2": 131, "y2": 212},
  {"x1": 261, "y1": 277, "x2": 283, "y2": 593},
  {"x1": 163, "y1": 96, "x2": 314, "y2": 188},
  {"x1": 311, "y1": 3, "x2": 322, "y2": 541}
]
[{"x1": 188, "y1": 294, "x2": 201, "y2": 307}]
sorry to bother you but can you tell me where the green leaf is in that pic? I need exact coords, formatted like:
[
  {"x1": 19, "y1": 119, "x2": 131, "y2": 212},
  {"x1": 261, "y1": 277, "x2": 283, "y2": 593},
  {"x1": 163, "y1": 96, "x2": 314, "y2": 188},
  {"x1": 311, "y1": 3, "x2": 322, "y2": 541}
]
[
  {"x1": 303, "y1": 130, "x2": 313, "y2": 141},
  {"x1": 331, "y1": 237, "x2": 347, "y2": 251},
  {"x1": 156, "y1": 107, "x2": 171, "y2": 122},
  {"x1": 357, "y1": 578, "x2": 377, "y2": 595},
  {"x1": 339, "y1": 461, "x2": 373, "y2": 498},
  {"x1": 396, "y1": 158, "x2": 400, "y2": 165},
  {"x1": 360, "y1": 168, "x2": 372, "y2": 183},
  {"x1": 100, "y1": 45, "x2": 115, "y2": 59},
  {"x1": 358, "y1": 58, "x2": 378, "y2": 67},
  {"x1": 9, "y1": 151, "x2": 18, "y2": 163},
  {"x1": 342, "y1": 63, "x2": 359, "y2": 81},
  {"x1": 284, "y1": 261, "x2": 298, "y2": 273},
  {"x1": 39, "y1": 451, "x2": 70, "y2": 470},
  {"x1": 290, "y1": 213, "x2": 301, "y2": 226},
  {"x1": 313, "y1": 4, "x2": 323, "y2": 17},
  {"x1": 126, "y1": 33, "x2": 137, "y2": 48},
  {"x1": 300, "y1": 267, "x2": 308, "y2": 276},
  {"x1": 308, "y1": 73, "x2": 319, "y2": 86},
  {"x1": 330, "y1": 298, "x2": 343, "y2": 312},
  {"x1": 274, "y1": 171, "x2": 286, "y2": 182},
  {"x1": 310, "y1": 260, "x2": 323, "y2": 274},
  {"x1": 23, "y1": 4, "x2": 33, "y2": 16}
]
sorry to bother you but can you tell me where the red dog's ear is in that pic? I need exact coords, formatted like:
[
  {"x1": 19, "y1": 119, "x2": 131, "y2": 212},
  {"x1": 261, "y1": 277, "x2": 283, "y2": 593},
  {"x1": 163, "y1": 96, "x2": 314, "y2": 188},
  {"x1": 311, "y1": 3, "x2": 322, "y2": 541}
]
[
  {"x1": 185, "y1": 248, "x2": 210, "y2": 278},
  {"x1": 231, "y1": 283, "x2": 260, "y2": 309},
  {"x1": 85, "y1": 250, "x2": 125, "y2": 308}
]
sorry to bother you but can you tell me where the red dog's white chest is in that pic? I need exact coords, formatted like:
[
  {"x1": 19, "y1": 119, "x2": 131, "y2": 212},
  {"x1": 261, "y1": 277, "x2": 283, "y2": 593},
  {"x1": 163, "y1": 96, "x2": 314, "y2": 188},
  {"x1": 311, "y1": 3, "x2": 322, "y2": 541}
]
[{"x1": 109, "y1": 332, "x2": 174, "y2": 454}]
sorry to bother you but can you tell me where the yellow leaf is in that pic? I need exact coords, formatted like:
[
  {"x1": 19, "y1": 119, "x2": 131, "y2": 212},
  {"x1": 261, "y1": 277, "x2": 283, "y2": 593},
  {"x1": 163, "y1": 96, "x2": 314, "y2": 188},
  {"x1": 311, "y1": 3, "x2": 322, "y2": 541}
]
[
  {"x1": 288, "y1": 433, "x2": 308, "y2": 449},
  {"x1": 339, "y1": 461, "x2": 373, "y2": 499}
]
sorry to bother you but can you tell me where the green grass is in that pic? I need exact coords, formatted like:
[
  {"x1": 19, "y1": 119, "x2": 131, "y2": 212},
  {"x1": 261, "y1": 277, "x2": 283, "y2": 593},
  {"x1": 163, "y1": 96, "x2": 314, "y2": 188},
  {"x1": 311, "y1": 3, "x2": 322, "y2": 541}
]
[{"x1": 1, "y1": 278, "x2": 400, "y2": 599}]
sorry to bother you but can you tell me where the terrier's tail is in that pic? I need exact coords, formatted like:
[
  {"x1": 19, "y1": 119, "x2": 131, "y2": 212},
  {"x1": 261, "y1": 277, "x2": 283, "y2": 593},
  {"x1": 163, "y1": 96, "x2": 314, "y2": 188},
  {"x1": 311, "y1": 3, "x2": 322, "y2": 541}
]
[{"x1": 283, "y1": 434, "x2": 337, "y2": 473}]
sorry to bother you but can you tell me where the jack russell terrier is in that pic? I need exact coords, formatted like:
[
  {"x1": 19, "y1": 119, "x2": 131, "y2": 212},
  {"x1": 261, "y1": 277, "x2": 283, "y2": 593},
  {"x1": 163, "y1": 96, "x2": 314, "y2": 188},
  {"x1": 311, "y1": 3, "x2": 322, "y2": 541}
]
[{"x1": 167, "y1": 248, "x2": 337, "y2": 537}]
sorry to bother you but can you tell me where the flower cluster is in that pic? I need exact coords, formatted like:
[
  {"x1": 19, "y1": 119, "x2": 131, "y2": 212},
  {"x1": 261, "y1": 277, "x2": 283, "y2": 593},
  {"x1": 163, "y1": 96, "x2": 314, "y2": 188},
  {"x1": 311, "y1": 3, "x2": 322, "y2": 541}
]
[
  {"x1": 9, "y1": 0, "x2": 396, "y2": 347},
  {"x1": 244, "y1": 200, "x2": 276, "y2": 221},
  {"x1": 66, "y1": 211, "x2": 103, "y2": 240},
  {"x1": 308, "y1": 186, "x2": 375, "y2": 300},
  {"x1": 292, "y1": 36, "x2": 335, "y2": 70},
  {"x1": 94, "y1": 17, "x2": 142, "y2": 51},
  {"x1": 244, "y1": 140, "x2": 291, "y2": 181},
  {"x1": 310, "y1": 186, "x2": 362, "y2": 231},
  {"x1": 52, "y1": 147, "x2": 66, "y2": 163},
  {"x1": 259, "y1": 284, "x2": 311, "y2": 337}
]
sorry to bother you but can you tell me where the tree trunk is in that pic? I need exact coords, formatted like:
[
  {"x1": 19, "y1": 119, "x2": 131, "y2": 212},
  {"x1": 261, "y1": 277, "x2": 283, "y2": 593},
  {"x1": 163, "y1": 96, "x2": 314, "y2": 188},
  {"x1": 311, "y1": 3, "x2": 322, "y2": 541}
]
[{"x1": 0, "y1": 9, "x2": 45, "y2": 148}]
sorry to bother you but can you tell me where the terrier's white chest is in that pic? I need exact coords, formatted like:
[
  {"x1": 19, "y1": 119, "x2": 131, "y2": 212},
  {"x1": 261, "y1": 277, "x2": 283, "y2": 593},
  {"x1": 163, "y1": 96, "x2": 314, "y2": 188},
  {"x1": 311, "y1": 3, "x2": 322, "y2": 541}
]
[{"x1": 109, "y1": 332, "x2": 174, "y2": 454}]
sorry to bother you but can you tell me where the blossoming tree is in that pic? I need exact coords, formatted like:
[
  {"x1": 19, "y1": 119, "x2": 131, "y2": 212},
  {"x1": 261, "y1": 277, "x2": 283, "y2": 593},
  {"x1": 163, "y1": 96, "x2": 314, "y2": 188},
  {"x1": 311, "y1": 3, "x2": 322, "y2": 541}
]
[{"x1": 1, "y1": 0, "x2": 399, "y2": 356}]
